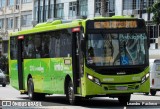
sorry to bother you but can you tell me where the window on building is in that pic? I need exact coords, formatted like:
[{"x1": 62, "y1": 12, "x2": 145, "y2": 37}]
[
  {"x1": 69, "y1": 2, "x2": 77, "y2": 19},
  {"x1": 0, "y1": 0, "x2": 5, "y2": 8},
  {"x1": 56, "y1": 3, "x2": 64, "y2": 18},
  {"x1": 143, "y1": 0, "x2": 147, "y2": 9},
  {"x1": 79, "y1": 0, "x2": 88, "y2": 16},
  {"x1": 95, "y1": 0, "x2": 115, "y2": 16},
  {"x1": 16, "y1": 0, "x2": 20, "y2": 4},
  {"x1": 7, "y1": 0, "x2": 14, "y2": 6},
  {"x1": 0, "y1": 19, "x2": 4, "y2": 29},
  {"x1": 22, "y1": 0, "x2": 32, "y2": 4},
  {"x1": 95, "y1": 0, "x2": 101, "y2": 14},
  {"x1": 148, "y1": 25, "x2": 159, "y2": 49},
  {"x1": 34, "y1": 0, "x2": 38, "y2": 22},
  {"x1": 44, "y1": 0, "x2": 49, "y2": 22},
  {"x1": 21, "y1": 14, "x2": 32, "y2": 27},
  {"x1": 49, "y1": 0, "x2": 54, "y2": 18},
  {"x1": 39, "y1": 0, "x2": 44, "y2": 22},
  {"x1": 15, "y1": 17, "x2": 19, "y2": 29},
  {"x1": 148, "y1": 0, "x2": 155, "y2": 7},
  {"x1": 6, "y1": 18, "x2": 13, "y2": 29},
  {"x1": 108, "y1": 0, "x2": 115, "y2": 16},
  {"x1": 123, "y1": 0, "x2": 155, "y2": 10},
  {"x1": 123, "y1": 0, "x2": 130, "y2": 10}
]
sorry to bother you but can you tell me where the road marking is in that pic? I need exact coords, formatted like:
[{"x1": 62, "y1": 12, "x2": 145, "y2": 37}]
[{"x1": 124, "y1": 106, "x2": 126, "y2": 109}]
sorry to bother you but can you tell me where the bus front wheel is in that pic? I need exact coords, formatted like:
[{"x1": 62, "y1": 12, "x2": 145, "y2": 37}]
[
  {"x1": 150, "y1": 89, "x2": 156, "y2": 96},
  {"x1": 118, "y1": 94, "x2": 131, "y2": 105},
  {"x1": 2, "y1": 83, "x2": 6, "y2": 87},
  {"x1": 66, "y1": 81, "x2": 76, "y2": 105}
]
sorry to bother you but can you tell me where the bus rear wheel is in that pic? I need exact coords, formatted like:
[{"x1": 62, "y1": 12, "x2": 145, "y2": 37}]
[
  {"x1": 28, "y1": 78, "x2": 38, "y2": 100},
  {"x1": 118, "y1": 94, "x2": 131, "y2": 105},
  {"x1": 66, "y1": 81, "x2": 76, "y2": 105}
]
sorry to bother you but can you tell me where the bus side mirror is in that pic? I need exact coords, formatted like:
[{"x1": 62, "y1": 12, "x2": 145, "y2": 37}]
[{"x1": 81, "y1": 39, "x2": 85, "y2": 52}]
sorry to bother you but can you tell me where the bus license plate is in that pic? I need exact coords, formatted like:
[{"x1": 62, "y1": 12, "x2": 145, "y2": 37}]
[{"x1": 116, "y1": 86, "x2": 128, "y2": 90}]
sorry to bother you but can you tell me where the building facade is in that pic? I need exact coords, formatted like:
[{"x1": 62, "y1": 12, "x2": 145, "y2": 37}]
[
  {"x1": 0, "y1": 0, "x2": 159, "y2": 56},
  {"x1": 33, "y1": 0, "x2": 159, "y2": 49},
  {"x1": 0, "y1": 0, "x2": 33, "y2": 56}
]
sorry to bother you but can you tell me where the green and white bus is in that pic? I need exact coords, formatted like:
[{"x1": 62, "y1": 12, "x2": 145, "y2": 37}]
[{"x1": 9, "y1": 16, "x2": 150, "y2": 104}]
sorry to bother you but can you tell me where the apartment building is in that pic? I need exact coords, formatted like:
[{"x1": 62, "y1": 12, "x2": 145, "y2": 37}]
[
  {"x1": 33, "y1": 0, "x2": 159, "y2": 49},
  {"x1": 0, "y1": 0, "x2": 33, "y2": 56},
  {"x1": 0, "y1": 0, "x2": 159, "y2": 56}
]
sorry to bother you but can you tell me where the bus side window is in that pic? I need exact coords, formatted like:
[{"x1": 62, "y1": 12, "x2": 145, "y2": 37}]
[
  {"x1": 24, "y1": 35, "x2": 35, "y2": 58},
  {"x1": 88, "y1": 47, "x2": 94, "y2": 57},
  {"x1": 42, "y1": 34, "x2": 49, "y2": 58},
  {"x1": 10, "y1": 37, "x2": 18, "y2": 60},
  {"x1": 42, "y1": 43, "x2": 49, "y2": 58}
]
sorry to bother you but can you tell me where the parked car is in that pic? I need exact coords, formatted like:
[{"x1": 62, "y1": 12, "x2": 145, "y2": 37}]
[
  {"x1": 0, "y1": 69, "x2": 6, "y2": 87},
  {"x1": 150, "y1": 59, "x2": 160, "y2": 96}
]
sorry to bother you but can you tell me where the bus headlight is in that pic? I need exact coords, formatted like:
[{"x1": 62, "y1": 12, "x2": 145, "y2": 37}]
[
  {"x1": 87, "y1": 74, "x2": 101, "y2": 86},
  {"x1": 141, "y1": 73, "x2": 150, "y2": 84}
]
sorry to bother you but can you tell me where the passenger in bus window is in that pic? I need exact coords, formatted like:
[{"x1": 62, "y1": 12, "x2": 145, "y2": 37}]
[
  {"x1": 88, "y1": 47, "x2": 94, "y2": 57},
  {"x1": 35, "y1": 46, "x2": 41, "y2": 58},
  {"x1": 87, "y1": 47, "x2": 94, "y2": 64},
  {"x1": 27, "y1": 40, "x2": 34, "y2": 58},
  {"x1": 42, "y1": 43, "x2": 49, "y2": 58}
]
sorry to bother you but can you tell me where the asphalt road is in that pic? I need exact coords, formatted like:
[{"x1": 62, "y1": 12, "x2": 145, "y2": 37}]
[{"x1": 1, "y1": 85, "x2": 160, "y2": 109}]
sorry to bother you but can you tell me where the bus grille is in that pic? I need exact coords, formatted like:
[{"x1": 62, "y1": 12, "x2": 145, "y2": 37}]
[{"x1": 107, "y1": 84, "x2": 137, "y2": 90}]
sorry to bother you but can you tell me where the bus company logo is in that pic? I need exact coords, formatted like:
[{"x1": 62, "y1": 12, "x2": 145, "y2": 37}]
[
  {"x1": 117, "y1": 71, "x2": 126, "y2": 75},
  {"x1": 2, "y1": 101, "x2": 11, "y2": 106}
]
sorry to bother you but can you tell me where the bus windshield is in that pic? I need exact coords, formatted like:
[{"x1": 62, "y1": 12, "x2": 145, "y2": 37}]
[{"x1": 86, "y1": 33, "x2": 148, "y2": 66}]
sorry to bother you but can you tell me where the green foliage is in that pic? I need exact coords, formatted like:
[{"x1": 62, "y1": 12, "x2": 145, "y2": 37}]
[{"x1": 147, "y1": 0, "x2": 160, "y2": 25}]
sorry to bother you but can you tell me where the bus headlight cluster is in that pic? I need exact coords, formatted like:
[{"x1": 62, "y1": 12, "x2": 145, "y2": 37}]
[
  {"x1": 141, "y1": 73, "x2": 150, "y2": 84},
  {"x1": 87, "y1": 74, "x2": 101, "y2": 86}
]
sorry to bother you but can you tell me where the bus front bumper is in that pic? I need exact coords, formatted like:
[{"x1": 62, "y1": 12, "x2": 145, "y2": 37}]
[{"x1": 81, "y1": 77, "x2": 150, "y2": 97}]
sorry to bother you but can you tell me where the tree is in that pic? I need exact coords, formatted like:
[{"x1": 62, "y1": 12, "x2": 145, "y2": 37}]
[{"x1": 148, "y1": 0, "x2": 160, "y2": 25}]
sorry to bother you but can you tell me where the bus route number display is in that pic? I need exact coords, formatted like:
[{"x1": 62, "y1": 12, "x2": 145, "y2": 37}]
[{"x1": 94, "y1": 20, "x2": 137, "y2": 29}]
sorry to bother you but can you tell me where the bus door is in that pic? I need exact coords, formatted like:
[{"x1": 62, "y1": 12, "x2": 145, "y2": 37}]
[
  {"x1": 72, "y1": 27, "x2": 83, "y2": 94},
  {"x1": 17, "y1": 35, "x2": 24, "y2": 90}
]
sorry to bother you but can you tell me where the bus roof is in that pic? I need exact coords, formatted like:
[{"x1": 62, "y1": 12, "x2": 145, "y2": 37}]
[{"x1": 9, "y1": 16, "x2": 139, "y2": 37}]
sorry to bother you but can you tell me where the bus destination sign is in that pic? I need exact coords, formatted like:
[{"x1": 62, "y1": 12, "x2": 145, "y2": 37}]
[{"x1": 94, "y1": 20, "x2": 137, "y2": 29}]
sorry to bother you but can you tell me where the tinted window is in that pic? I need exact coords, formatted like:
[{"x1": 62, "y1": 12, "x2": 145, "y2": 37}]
[
  {"x1": 49, "y1": 29, "x2": 72, "y2": 58},
  {"x1": 10, "y1": 37, "x2": 18, "y2": 60},
  {"x1": 23, "y1": 35, "x2": 35, "y2": 58},
  {"x1": 23, "y1": 29, "x2": 72, "y2": 59}
]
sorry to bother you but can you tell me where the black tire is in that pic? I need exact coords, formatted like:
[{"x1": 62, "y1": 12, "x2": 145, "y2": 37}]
[
  {"x1": 150, "y1": 89, "x2": 156, "y2": 96},
  {"x1": 66, "y1": 81, "x2": 76, "y2": 105},
  {"x1": 144, "y1": 92, "x2": 149, "y2": 95},
  {"x1": 2, "y1": 83, "x2": 6, "y2": 87},
  {"x1": 28, "y1": 78, "x2": 38, "y2": 100},
  {"x1": 118, "y1": 94, "x2": 131, "y2": 105}
]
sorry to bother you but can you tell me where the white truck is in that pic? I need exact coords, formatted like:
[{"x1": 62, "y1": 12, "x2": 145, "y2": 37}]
[{"x1": 150, "y1": 59, "x2": 160, "y2": 96}]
